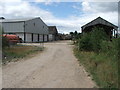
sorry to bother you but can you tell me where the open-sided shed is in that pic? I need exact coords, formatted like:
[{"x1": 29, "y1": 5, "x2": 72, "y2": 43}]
[{"x1": 81, "y1": 17, "x2": 118, "y2": 39}]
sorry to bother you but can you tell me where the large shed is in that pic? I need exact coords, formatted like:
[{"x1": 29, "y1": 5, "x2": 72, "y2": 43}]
[
  {"x1": 0, "y1": 17, "x2": 49, "y2": 43},
  {"x1": 81, "y1": 17, "x2": 118, "y2": 39},
  {"x1": 48, "y1": 26, "x2": 58, "y2": 41}
]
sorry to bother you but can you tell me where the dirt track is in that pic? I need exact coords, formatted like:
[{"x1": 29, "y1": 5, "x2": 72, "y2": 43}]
[{"x1": 2, "y1": 40, "x2": 96, "y2": 88}]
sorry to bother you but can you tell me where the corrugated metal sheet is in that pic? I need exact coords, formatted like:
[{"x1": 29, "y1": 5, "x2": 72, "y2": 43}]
[
  {"x1": 49, "y1": 34, "x2": 55, "y2": 41},
  {"x1": 49, "y1": 34, "x2": 53, "y2": 41},
  {"x1": 0, "y1": 17, "x2": 49, "y2": 34},
  {"x1": 0, "y1": 17, "x2": 38, "y2": 23},
  {"x1": 1, "y1": 17, "x2": 49, "y2": 43},
  {"x1": 82, "y1": 17, "x2": 118, "y2": 30},
  {"x1": 44, "y1": 35, "x2": 48, "y2": 42},
  {"x1": 39, "y1": 35, "x2": 43, "y2": 42},
  {"x1": 1, "y1": 22, "x2": 24, "y2": 33},
  {"x1": 26, "y1": 33, "x2": 32, "y2": 42},
  {"x1": 48, "y1": 26, "x2": 58, "y2": 34},
  {"x1": 25, "y1": 18, "x2": 49, "y2": 34},
  {"x1": 33, "y1": 34, "x2": 38, "y2": 42}
]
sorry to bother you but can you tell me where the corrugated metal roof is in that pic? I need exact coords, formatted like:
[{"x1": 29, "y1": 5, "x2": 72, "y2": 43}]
[
  {"x1": 48, "y1": 26, "x2": 58, "y2": 34},
  {"x1": 0, "y1": 17, "x2": 40, "y2": 23},
  {"x1": 81, "y1": 17, "x2": 118, "y2": 30}
]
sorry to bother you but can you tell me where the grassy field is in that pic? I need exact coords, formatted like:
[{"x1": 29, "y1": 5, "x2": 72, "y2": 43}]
[
  {"x1": 74, "y1": 47, "x2": 118, "y2": 88},
  {"x1": 2, "y1": 45, "x2": 44, "y2": 64}
]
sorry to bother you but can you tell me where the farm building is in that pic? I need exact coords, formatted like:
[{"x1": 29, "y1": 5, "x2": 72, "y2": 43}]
[
  {"x1": 48, "y1": 26, "x2": 58, "y2": 41},
  {"x1": 81, "y1": 17, "x2": 118, "y2": 39},
  {"x1": 0, "y1": 17, "x2": 49, "y2": 43}
]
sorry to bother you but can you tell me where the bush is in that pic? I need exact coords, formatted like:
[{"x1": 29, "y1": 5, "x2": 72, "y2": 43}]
[
  {"x1": 118, "y1": 38, "x2": 120, "y2": 89},
  {"x1": 90, "y1": 27, "x2": 109, "y2": 52},
  {"x1": 75, "y1": 40, "x2": 119, "y2": 88},
  {"x1": 2, "y1": 36, "x2": 9, "y2": 48},
  {"x1": 79, "y1": 27, "x2": 109, "y2": 52},
  {"x1": 78, "y1": 33, "x2": 92, "y2": 51},
  {"x1": 100, "y1": 40, "x2": 110, "y2": 53},
  {"x1": 100, "y1": 38, "x2": 119, "y2": 61},
  {"x1": 76, "y1": 26, "x2": 119, "y2": 88}
]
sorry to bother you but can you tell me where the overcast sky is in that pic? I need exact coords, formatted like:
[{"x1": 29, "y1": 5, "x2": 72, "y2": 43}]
[{"x1": 0, "y1": 0, "x2": 119, "y2": 34}]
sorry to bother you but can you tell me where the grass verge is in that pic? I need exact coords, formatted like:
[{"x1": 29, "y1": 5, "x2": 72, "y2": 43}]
[
  {"x1": 2, "y1": 45, "x2": 44, "y2": 64},
  {"x1": 74, "y1": 46, "x2": 118, "y2": 88}
]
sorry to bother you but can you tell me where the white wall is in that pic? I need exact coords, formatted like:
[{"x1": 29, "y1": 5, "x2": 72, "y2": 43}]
[
  {"x1": 44, "y1": 35, "x2": 48, "y2": 42},
  {"x1": 33, "y1": 34, "x2": 38, "y2": 42},
  {"x1": 49, "y1": 34, "x2": 53, "y2": 41},
  {"x1": 26, "y1": 33, "x2": 32, "y2": 42},
  {"x1": 39, "y1": 34, "x2": 43, "y2": 42},
  {"x1": 0, "y1": 18, "x2": 49, "y2": 43},
  {"x1": 49, "y1": 34, "x2": 55, "y2": 41}
]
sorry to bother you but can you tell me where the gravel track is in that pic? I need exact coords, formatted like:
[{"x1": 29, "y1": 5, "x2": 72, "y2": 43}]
[{"x1": 2, "y1": 40, "x2": 96, "y2": 88}]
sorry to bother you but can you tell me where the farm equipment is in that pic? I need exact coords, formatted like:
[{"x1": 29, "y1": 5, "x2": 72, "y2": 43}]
[{"x1": 3, "y1": 34, "x2": 22, "y2": 45}]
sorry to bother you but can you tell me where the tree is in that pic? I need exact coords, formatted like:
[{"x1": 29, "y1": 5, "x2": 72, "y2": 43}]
[
  {"x1": 70, "y1": 32, "x2": 74, "y2": 35},
  {"x1": 74, "y1": 31, "x2": 78, "y2": 35}
]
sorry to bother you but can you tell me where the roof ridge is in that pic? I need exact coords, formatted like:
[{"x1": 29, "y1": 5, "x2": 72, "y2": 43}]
[
  {"x1": 81, "y1": 17, "x2": 118, "y2": 29},
  {"x1": 0, "y1": 17, "x2": 40, "y2": 22}
]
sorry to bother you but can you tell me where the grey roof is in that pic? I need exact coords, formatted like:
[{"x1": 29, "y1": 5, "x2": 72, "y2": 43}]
[
  {"x1": 81, "y1": 17, "x2": 118, "y2": 30},
  {"x1": 48, "y1": 26, "x2": 58, "y2": 34},
  {"x1": 0, "y1": 17, "x2": 40, "y2": 23}
]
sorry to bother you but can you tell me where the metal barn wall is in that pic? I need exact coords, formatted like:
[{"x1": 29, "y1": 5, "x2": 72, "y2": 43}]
[
  {"x1": 49, "y1": 34, "x2": 53, "y2": 41},
  {"x1": 44, "y1": 35, "x2": 48, "y2": 42},
  {"x1": 33, "y1": 34, "x2": 38, "y2": 42},
  {"x1": 1, "y1": 22, "x2": 24, "y2": 33},
  {"x1": 39, "y1": 34, "x2": 43, "y2": 42},
  {"x1": 0, "y1": 18, "x2": 49, "y2": 43},
  {"x1": 26, "y1": 33, "x2": 32, "y2": 42},
  {"x1": 25, "y1": 18, "x2": 49, "y2": 35},
  {"x1": 48, "y1": 34, "x2": 55, "y2": 41},
  {"x1": 53, "y1": 35, "x2": 55, "y2": 41}
]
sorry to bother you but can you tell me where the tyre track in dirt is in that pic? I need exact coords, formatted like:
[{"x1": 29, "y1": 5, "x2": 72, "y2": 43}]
[{"x1": 2, "y1": 40, "x2": 96, "y2": 88}]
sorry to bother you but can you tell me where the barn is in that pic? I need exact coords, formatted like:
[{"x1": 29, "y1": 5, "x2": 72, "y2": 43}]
[
  {"x1": 81, "y1": 17, "x2": 118, "y2": 39},
  {"x1": 48, "y1": 26, "x2": 58, "y2": 41},
  {"x1": 0, "y1": 17, "x2": 49, "y2": 43}
]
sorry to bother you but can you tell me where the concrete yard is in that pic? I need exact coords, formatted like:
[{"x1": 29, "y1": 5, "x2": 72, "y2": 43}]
[{"x1": 2, "y1": 40, "x2": 96, "y2": 88}]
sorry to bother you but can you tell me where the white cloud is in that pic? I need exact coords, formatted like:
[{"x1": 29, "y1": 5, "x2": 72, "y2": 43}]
[
  {"x1": 72, "y1": 5, "x2": 80, "y2": 10},
  {"x1": 81, "y1": 1, "x2": 118, "y2": 13},
  {"x1": 82, "y1": 1, "x2": 92, "y2": 12},
  {"x1": 0, "y1": 0, "x2": 119, "y2": 34},
  {"x1": 82, "y1": 0, "x2": 119, "y2": 2},
  {"x1": 0, "y1": 0, "x2": 54, "y2": 20},
  {"x1": 35, "y1": 0, "x2": 60, "y2": 5},
  {"x1": 80, "y1": 1, "x2": 118, "y2": 26},
  {"x1": 35, "y1": 0, "x2": 53, "y2": 5}
]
